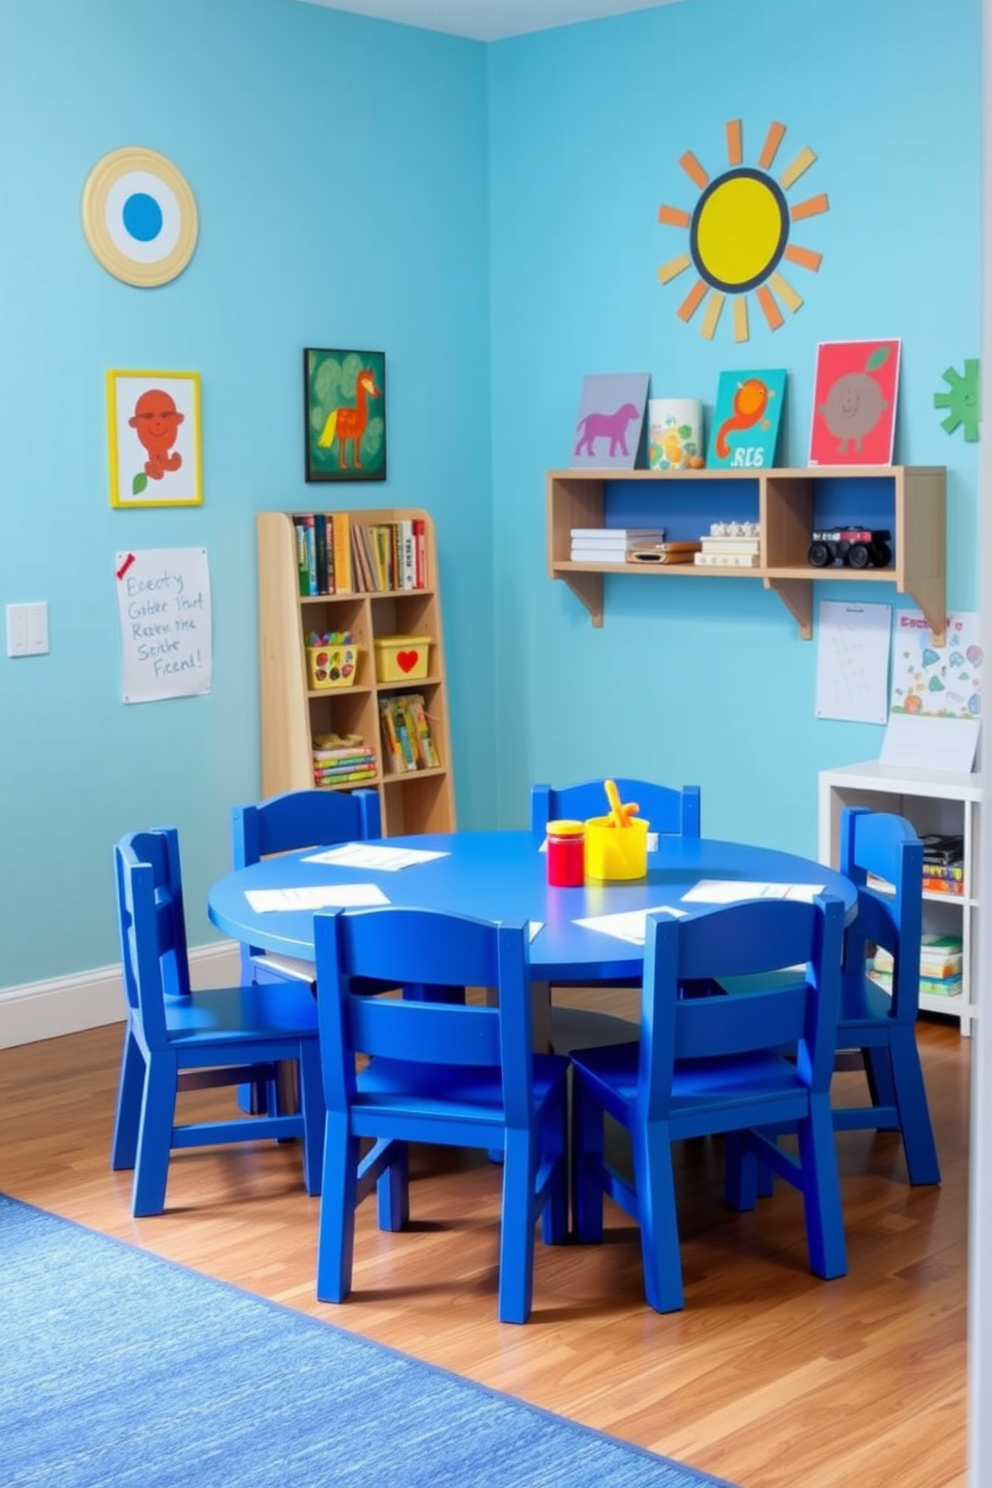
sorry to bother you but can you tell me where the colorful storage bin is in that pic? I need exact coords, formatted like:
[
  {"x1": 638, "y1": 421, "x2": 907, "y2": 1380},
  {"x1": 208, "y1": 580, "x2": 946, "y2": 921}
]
[
  {"x1": 306, "y1": 642, "x2": 360, "y2": 690},
  {"x1": 374, "y1": 635, "x2": 432, "y2": 683}
]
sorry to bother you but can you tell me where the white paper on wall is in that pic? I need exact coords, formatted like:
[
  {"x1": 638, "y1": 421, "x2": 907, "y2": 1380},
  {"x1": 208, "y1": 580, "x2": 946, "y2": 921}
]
[{"x1": 115, "y1": 547, "x2": 212, "y2": 704}]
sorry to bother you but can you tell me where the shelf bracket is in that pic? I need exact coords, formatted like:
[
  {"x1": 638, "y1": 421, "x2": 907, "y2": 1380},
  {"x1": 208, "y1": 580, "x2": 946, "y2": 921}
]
[
  {"x1": 764, "y1": 577, "x2": 813, "y2": 640},
  {"x1": 562, "y1": 572, "x2": 603, "y2": 627}
]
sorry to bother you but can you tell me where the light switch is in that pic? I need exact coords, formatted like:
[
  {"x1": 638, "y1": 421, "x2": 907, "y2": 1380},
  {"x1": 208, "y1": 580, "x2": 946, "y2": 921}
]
[{"x1": 6, "y1": 602, "x2": 49, "y2": 657}]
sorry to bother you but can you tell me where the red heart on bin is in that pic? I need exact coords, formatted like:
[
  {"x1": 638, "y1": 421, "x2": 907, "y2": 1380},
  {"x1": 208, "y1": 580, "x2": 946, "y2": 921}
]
[{"x1": 397, "y1": 649, "x2": 419, "y2": 673}]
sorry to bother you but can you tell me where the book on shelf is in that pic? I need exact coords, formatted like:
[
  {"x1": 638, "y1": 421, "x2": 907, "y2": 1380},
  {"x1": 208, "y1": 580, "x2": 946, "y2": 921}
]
[
  {"x1": 922, "y1": 876, "x2": 964, "y2": 897},
  {"x1": 378, "y1": 693, "x2": 439, "y2": 773},
  {"x1": 920, "y1": 833, "x2": 964, "y2": 864},
  {"x1": 570, "y1": 527, "x2": 666, "y2": 545},
  {"x1": 873, "y1": 934, "x2": 963, "y2": 981},
  {"x1": 922, "y1": 861, "x2": 964, "y2": 881},
  {"x1": 570, "y1": 547, "x2": 639, "y2": 563},
  {"x1": 869, "y1": 967, "x2": 963, "y2": 998},
  {"x1": 692, "y1": 551, "x2": 761, "y2": 568},
  {"x1": 697, "y1": 537, "x2": 761, "y2": 555}
]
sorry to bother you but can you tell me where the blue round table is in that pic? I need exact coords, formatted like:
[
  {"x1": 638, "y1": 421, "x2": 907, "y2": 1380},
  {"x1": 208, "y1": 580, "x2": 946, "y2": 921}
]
[{"x1": 207, "y1": 829, "x2": 856, "y2": 983}]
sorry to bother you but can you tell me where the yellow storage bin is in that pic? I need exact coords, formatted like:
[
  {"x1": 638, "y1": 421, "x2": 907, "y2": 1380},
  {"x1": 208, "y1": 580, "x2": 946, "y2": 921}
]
[
  {"x1": 374, "y1": 635, "x2": 432, "y2": 682},
  {"x1": 306, "y1": 642, "x2": 360, "y2": 690},
  {"x1": 584, "y1": 815, "x2": 649, "y2": 881}
]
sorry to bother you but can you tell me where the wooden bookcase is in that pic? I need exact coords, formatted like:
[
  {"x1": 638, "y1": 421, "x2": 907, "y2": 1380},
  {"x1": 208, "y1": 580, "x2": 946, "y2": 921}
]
[
  {"x1": 257, "y1": 508, "x2": 455, "y2": 836},
  {"x1": 547, "y1": 465, "x2": 946, "y2": 640}
]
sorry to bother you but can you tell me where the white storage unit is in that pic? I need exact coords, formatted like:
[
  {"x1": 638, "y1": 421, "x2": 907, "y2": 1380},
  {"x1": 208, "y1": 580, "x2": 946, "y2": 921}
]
[{"x1": 818, "y1": 761, "x2": 981, "y2": 1035}]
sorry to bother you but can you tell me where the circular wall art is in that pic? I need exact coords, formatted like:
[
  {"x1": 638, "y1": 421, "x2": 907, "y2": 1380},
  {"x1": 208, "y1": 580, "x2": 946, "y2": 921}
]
[{"x1": 81, "y1": 147, "x2": 198, "y2": 288}]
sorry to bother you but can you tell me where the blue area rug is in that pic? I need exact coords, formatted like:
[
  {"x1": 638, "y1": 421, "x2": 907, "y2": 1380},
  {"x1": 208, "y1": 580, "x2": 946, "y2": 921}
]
[{"x1": 0, "y1": 1193, "x2": 739, "y2": 1488}]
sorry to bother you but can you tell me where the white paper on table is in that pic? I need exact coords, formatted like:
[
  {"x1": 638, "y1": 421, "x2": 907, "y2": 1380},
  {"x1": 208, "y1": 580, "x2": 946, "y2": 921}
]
[
  {"x1": 528, "y1": 921, "x2": 543, "y2": 941},
  {"x1": 573, "y1": 905, "x2": 687, "y2": 946},
  {"x1": 245, "y1": 883, "x2": 389, "y2": 912},
  {"x1": 815, "y1": 600, "x2": 891, "y2": 724},
  {"x1": 302, "y1": 843, "x2": 448, "y2": 871},
  {"x1": 680, "y1": 880, "x2": 824, "y2": 905},
  {"x1": 879, "y1": 713, "x2": 980, "y2": 772}
]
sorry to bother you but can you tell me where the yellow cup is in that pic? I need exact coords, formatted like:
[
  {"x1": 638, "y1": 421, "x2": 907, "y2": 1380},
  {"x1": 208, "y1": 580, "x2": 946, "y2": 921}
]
[{"x1": 583, "y1": 815, "x2": 649, "y2": 881}]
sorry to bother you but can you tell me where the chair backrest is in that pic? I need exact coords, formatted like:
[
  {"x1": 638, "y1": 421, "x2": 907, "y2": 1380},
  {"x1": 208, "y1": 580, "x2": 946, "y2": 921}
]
[
  {"x1": 530, "y1": 779, "x2": 701, "y2": 841},
  {"x1": 314, "y1": 908, "x2": 536, "y2": 1129},
  {"x1": 114, "y1": 827, "x2": 192, "y2": 1048},
  {"x1": 231, "y1": 787, "x2": 381, "y2": 869},
  {"x1": 638, "y1": 895, "x2": 845, "y2": 1122},
  {"x1": 839, "y1": 806, "x2": 924, "y2": 1025}
]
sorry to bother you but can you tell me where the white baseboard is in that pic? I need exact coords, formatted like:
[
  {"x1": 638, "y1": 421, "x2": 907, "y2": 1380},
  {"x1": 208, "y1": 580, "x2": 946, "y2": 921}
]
[{"x1": 0, "y1": 941, "x2": 242, "y2": 1050}]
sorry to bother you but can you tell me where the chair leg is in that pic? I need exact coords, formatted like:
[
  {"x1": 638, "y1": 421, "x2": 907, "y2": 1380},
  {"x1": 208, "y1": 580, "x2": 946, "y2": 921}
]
[
  {"x1": 131, "y1": 1054, "x2": 178, "y2": 1218},
  {"x1": 724, "y1": 1129, "x2": 761, "y2": 1211},
  {"x1": 498, "y1": 1128, "x2": 537, "y2": 1323},
  {"x1": 539, "y1": 1089, "x2": 569, "y2": 1245},
  {"x1": 862, "y1": 1044, "x2": 898, "y2": 1114},
  {"x1": 297, "y1": 1043, "x2": 324, "y2": 1197},
  {"x1": 795, "y1": 1096, "x2": 847, "y2": 1280},
  {"x1": 888, "y1": 1028, "x2": 941, "y2": 1185},
  {"x1": 376, "y1": 1142, "x2": 410, "y2": 1231},
  {"x1": 632, "y1": 1120, "x2": 683, "y2": 1313},
  {"x1": 316, "y1": 1111, "x2": 360, "y2": 1303},
  {"x1": 110, "y1": 1028, "x2": 145, "y2": 1171},
  {"x1": 570, "y1": 1073, "x2": 605, "y2": 1243}
]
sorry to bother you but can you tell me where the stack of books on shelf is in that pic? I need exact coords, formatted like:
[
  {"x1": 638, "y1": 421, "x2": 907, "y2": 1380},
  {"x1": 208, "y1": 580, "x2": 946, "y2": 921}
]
[
  {"x1": 693, "y1": 521, "x2": 761, "y2": 569},
  {"x1": 312, "y1": 732, "x2": 378, "y2": 788},
  {"x1": 569, "y1": 527, "x2": 665, "y2": 563},
  {"x1": 379, "y1": 695, "x2": 440, "y2": 773},
  {"x1": 869, "y1": 933, "x2": 964, "y2": 1000},
  {"x1": 294, "y1": 513, "x2": 426, "y2": 596},
  {"x1": 920, "y1": 833, "x2": 965, "y2": 896}
]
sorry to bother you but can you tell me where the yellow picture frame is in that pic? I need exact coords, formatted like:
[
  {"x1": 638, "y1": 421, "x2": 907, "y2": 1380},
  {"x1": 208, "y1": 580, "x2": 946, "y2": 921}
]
[{"x1": 107, "y1": 369, "x2": 203, "y2": 509}]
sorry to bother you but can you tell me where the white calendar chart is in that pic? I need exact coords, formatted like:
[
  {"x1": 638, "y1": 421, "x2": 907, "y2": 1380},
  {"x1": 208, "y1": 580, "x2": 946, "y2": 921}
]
[{"x1": 115, "y1": 547, "x2": 213, "y2": 704}]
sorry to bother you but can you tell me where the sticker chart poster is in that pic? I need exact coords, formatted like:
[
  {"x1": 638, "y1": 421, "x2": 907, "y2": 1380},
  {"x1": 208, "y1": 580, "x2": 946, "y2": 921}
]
[
  {"x1": 115, "y1": 547, "x2": 212, "y2": 703},
  {"x1": 707, "y1": 368, "x2": 786, "y2": 469},
  {"x1": 889, "y1": 610, "x2": 982, "y2": 720}
]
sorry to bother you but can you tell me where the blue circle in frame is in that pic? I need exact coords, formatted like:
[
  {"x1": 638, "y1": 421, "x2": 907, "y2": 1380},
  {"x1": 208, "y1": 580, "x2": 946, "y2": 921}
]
[{"x1": 81, "y1": 147, "x2": 198, "y2": 288}]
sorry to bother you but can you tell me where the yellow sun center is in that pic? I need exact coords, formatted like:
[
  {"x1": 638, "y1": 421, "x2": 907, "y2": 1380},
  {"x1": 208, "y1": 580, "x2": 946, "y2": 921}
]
[{"x1": 695, "y1": 174, "x2": 785, "y2": 290}]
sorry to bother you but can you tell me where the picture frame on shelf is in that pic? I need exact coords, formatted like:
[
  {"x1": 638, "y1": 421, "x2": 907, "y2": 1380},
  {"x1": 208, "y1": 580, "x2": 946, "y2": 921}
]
[
  {"x1": 707, "y1": 368, "x2": 786, "y2": 469},
  {"x1": 570, "y1": 372, "x2": 649, "y2": 469},
  {"x1": 107, "y1": 369, "x2": 202, "y2": 508},
  {"x1": 809, "y1": 338, "x2": 901, "y2": 466},
  {"x1": 304, "y1": 348, "x2": 386, "y2": 482}
]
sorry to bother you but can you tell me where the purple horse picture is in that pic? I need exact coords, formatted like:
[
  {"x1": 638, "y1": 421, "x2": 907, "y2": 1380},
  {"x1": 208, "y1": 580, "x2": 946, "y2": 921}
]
[{"x1": 570, "y1": 372, "x2": 650, "y2": 468}]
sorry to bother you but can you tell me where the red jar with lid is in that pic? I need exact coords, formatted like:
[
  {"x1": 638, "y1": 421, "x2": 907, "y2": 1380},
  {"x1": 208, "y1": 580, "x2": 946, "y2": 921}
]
[{"x1": 545, "y1": 819, "x2": 585, "y2": 887}]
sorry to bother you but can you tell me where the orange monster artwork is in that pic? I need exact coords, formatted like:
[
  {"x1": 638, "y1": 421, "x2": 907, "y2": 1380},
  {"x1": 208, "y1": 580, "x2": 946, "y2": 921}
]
[{"x1": 129, "y1": 389, "x2": 184, "y2": 489}]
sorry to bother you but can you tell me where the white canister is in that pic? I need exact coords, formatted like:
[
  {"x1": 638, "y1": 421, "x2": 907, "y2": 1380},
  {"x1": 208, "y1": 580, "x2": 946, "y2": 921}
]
[{"x1": 647, "y1": 398, "x2": 704, "y2": 469}]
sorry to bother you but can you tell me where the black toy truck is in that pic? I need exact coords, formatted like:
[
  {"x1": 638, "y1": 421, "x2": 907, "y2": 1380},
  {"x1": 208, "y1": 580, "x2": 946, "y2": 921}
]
[{"x1": 807, "y1": 526, "x2": 892, "y2": 570}]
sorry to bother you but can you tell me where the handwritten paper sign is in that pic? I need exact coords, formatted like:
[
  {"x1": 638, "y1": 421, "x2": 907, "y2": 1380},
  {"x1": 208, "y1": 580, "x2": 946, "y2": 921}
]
[{"x1": 115, "y1": 547, "x2": 212, "y2": 703}]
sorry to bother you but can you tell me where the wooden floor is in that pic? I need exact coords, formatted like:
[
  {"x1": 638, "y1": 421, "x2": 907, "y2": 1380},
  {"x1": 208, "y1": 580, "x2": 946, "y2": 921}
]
[{"x1": 0, "y1": 1004, "x2": 968, "y2": 1488}]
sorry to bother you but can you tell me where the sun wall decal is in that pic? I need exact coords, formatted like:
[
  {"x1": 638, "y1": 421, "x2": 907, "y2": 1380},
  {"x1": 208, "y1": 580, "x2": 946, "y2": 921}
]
[{"x1": 657, "y1": 119, "x2": 830, "y2": 343}]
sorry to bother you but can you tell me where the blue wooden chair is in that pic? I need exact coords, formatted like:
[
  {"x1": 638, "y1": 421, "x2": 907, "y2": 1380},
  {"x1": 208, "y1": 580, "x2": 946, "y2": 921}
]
[
  {"x1": 231, "y1": 787, "x2": 382, "y2": 989},
  {"x1": 530, "y1": 778, "x2": 703, "y2": 1051},
  {"x1": 313, "y1": 907, "x2": 570, "y2": 1323},
  {"x1": 531, "y1": 778, "x2": 701, "y2": 843},
  {"x1": 833, "y1": 806, "x2": 940, "y2": 1185},
  {"x1": 111, "y1": 827, "x2": 325, "y2": 1217},
  {"x1": 570, "y1": 894, "x2": 847, "y2": 1313}
]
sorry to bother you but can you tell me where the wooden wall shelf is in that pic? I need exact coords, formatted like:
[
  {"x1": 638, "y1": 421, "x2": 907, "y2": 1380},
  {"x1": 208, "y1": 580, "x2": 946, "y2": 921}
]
[{"x1": 547, "y1": 466, "x2": 947, "y2": 641}]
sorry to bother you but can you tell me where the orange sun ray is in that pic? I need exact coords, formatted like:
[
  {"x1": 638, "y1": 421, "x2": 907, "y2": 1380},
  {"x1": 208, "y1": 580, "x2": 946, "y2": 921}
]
[
  {"x1": 676, "y1": 279, "x2": 709, "y2": 323},
  {"x1": 658, "y1": 252, "x2": 691, "y2": 284},
  {"x1": 768, "y1": 272, "x2": 803, "y2": 313},
  {"x1": 700, "y1": 291, "x2": 725, "y2": 340},
  {"x1": 726, "y1": 119, "x2": 743, "y2": 165},
  {"x1": 658, "y1": 204, "x2": 691, "y2": 227},
  {"x1": 758, "y1": 121, "x2": 786, "y2": 170},
  {"x1": 733, "y1": 297, "x2": 749, "y2": 343},
  {"x1": 755, "y1": 283, "x2": 784, "y2": 331},
  {"x1": 679, "y1": 151, "x2": 709, "y2": 190},
  {"x1": 779, "y1": 146, "x2": 817, "y2": 190},
  {"x1": 790, "y1": 192, "x2": 830, "y2": 221},
  {"x1": 784, "y1": 242, "x2": 823, "y2": 272}
]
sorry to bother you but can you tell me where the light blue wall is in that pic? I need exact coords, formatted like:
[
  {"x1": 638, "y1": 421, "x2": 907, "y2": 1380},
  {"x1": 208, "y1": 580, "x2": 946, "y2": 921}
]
[
  {"x1": 0, "y1": 0, "x2": 981, "y2": 993},
  {"x1": 0, "y1": 0, "x2": 493, "y2": 989},
  {"x1": 488, "y1": 0, "x2": 981, "y2": 845}
]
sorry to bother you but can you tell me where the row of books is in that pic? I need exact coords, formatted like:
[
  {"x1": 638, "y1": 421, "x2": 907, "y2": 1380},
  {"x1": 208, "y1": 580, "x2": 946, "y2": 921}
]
[
  {"x1": 921, "y1": 833, "x2": 965, "y2": 897},
  {"x1": 311, "y1": 732, "x2": 378, "y2": 788},
  {"x1": 379, "y1": 694, "x2": 440, "y2": 773},
  {"x1": 869, "y1": 933, "x2": 964, "y2": 999},
  {"x1": 569, "y1": 527, "x2": 665, "y2": 562},
  {"x1": 294, "y1": 513, "x2": 427, "y2": 596},
  {"x1": 693, "y1": 527, "x2": 762, "y2": 569}
]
